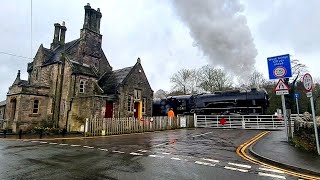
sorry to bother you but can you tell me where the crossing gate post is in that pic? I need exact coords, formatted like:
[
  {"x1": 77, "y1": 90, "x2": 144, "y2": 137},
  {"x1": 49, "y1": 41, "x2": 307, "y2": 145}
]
[{"x1": 242, "y1": 116, "x2": 245, "y2": 129}]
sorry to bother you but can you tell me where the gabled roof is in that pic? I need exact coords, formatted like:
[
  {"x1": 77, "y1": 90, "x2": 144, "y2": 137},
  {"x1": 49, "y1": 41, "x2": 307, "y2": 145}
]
[
  {"x1": 113, "y1": 66, "x2": 133, "y2": 84},
  {"x1": 98, "y1": 66, "x2": 133, "y2": 94},
  {"x1": 42, "y1": 39, "x2": 80, "y2": 66},
  {"x1": 0, "y1": 100, "x2": 6, "y2": 106}
]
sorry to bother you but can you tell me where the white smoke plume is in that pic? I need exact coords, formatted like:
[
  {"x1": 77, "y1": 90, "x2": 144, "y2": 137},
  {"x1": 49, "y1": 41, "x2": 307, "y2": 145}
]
[{"x1": 171, "y1": 0, "x2": 257, "y2": 78}]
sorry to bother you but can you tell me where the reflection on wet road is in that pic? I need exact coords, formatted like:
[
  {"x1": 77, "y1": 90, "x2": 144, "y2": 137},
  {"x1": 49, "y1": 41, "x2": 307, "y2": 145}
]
[{"x1": 0, "y1": 129, "x2": 297, "y2": 179}]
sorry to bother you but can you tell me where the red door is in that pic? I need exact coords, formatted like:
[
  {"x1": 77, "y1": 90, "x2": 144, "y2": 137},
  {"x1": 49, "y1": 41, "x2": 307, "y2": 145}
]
[
  {"x1": 134, "y1": 102, "x2": 139, "y2": 118},
  {"x1": 105, "y1": 102, "x2": 113, "y2": 118}
]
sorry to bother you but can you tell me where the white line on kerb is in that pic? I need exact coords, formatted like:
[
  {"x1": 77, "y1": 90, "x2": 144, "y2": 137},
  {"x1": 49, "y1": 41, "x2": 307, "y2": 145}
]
[
  {"x1": 202, "y1": 158, "x2": 220, "y2": 163},
  {"x1": 70, "y1": 144, "x2": 81, "y2": 147},
  {"x1": 112, "y1": 150, "x2": 125, "y2": 154},
  {"x1": 49, "y1": 142, "x2": 58, "y2": 145},
  {"x1": 228, "y1": 162, "x2": 251, "y2": 169},
  {"x1": 192, "y1": 131, "x2": 213, "y2": 138},
  {"x1": 59, "y1": 144, "x2": 68, "y2": 146},
  {"x1": 31, "y1": 141, "x2": 40, "y2": 143},
  {"x1": 259, "y1": 167, "x2": 284, "y2": 174},
  {"x1": 224, "y1": 166, "x2": 248, "y2": 173},
  {"x1": 149, "y1": 154, "x2": 164, "y2": 158},
  {"x1": 171, "y1": 157, "x2": 181, "y2": 161},
  {"x1": 39, "y1": 142, "x2": 48, "y2": 144},
  {"x1": 83, "y1": 146, "x2": 94, "y2": 149},
  {"x1": 258, "y1": 172, "x2": 286, "y2": 179},
  {"x1": 130, "y1": 152, "x2": 143, "y2": 156},
  {"x1": 161, "y1": 152, "x2": 171, "y2": 155},
  {"x1": 195, "y1": 161, "x2": 215, "y2": 167}
]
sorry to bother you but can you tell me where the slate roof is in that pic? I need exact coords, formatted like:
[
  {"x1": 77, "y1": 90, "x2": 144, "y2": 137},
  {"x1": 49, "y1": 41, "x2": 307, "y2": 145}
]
[
  {"x1": 98, "y1": 66, "x2": 133, "y2": 94},
  {"x1": 71, "y1": 61, "x2": 97, "y2": 78},
  {"x1": 0, "y1": 100, "x2": 6, "y2": 106},
  {"x1": 42, "y1": 39, "x2": 80, "y2": 66}
]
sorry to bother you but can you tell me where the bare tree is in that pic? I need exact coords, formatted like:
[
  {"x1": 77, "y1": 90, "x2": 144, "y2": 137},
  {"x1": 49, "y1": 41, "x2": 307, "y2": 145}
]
[
  {"x1": 198, "y1": 65, "x2": 232, "y2": 92},
  {"x1": 248, "y1": 70, "x2": 267, "y2": 89},
  {"x1": 170, "y1": 69, "x2": 196, "y2": 94}
]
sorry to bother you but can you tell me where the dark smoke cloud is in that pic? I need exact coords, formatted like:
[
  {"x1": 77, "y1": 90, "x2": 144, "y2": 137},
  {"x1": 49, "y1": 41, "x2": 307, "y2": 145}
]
[{"x1": 171, "y1": 0, "x2": 257, "y2": 78}]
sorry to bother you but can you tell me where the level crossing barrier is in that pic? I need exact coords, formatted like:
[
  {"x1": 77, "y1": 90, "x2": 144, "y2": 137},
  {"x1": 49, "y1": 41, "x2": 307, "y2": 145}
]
[{"x1": 195, "y1": 114, "x2": 296, "y2": 130}]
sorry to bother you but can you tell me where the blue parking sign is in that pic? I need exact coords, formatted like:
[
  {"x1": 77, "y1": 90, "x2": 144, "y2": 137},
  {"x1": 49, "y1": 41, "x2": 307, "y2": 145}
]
[{"x1": 267, "y1": 54, "x2": 292, "y2": 79}]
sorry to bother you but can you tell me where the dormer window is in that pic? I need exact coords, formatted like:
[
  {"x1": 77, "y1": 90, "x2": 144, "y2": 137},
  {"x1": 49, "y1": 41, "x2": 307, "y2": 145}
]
[{"x1": 80, "y1": 80, "x2": 85, "y2": 93}]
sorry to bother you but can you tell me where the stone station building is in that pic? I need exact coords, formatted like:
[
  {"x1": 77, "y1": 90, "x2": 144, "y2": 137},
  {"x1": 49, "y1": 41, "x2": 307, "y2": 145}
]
[{"x1": 2, "y1": 3, "x2": 153, "y2": 132}]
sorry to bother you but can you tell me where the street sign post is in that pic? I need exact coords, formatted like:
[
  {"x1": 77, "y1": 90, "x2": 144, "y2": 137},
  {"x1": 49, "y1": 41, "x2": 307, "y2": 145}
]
[
  {"x1": 294, "y1": 94, "x2": 300, "y2": 115},
  {"x1": 267, "y1": 54, "x2": 292, "y2": 79},
  {"x1": 302, "y1": 73, "x2": 320, "y2": 155},
  {"x1": 268, "y1": 54, "x2": 292, "y2": 142},
  {"x1": 274, "y1": 79, "x2": 290, "y2": 142}
]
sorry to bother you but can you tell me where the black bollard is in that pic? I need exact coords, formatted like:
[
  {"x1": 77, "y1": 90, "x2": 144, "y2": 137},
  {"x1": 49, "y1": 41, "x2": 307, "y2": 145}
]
[
  {"x1": 39, "y1": 129, "x2": 43, "y2": 139},
  {"x1": 62, "y1": 128, "x2": 66, "y2": 137},
  {"x1": 19, "y1": 129, "x2": 22, "y2": 139},
  {"x1": 3, "y1": 129, "x2": 6, "y2": 138}
]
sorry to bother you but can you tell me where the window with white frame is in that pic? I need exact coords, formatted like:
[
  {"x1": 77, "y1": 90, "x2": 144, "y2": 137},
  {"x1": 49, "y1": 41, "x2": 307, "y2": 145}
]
[
  {"x1": 134, "y1": 89, "x2": 141, "y2": 100},
  {"x1": 79, "y1": 80, "x2": 85, "y2": 93},
  {"x1": 33, "y1": 99, "x2": 39, "y2": 114},
  {"x1": 142, "y1": 98, "x2": 146, "y2": 113},
  {"x1": 127, "y1": 95, "x2": 133, "y2": 112}
]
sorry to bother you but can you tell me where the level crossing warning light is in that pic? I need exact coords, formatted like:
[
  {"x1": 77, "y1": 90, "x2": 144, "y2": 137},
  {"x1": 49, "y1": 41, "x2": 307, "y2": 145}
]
[{"x1": 219, "y1": 118, "x2": 226, "y2": 125}]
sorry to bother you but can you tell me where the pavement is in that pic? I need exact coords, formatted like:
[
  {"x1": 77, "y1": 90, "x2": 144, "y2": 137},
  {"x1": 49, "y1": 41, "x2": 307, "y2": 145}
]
[
  {"x1": 250, "y1": 130, "x2": 320, "y2": 177},
  {"x1": 0, "y1": 128, "x2": 301, "y2": 180}
]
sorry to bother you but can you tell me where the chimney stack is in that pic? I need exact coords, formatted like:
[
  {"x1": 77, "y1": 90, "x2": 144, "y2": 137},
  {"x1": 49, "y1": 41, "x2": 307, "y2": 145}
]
[
  {"x1": 60, "y1": 21, "x2": 67, "y2": 45},
  {"x1": 82, "y1": 3, "x2": 102, "y2": 33},
  {"x1": 51, "y1": 23, "x2": 61, "y2": 50}
]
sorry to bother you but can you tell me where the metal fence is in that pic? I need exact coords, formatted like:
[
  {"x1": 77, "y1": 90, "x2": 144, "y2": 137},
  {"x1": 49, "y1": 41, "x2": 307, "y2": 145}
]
[
  {"x1": 85, "y1": 115, "x2": 194, "y2": 136},
  {"x1": 195, "y1": 114, "x2": 296, "y2": 130}
]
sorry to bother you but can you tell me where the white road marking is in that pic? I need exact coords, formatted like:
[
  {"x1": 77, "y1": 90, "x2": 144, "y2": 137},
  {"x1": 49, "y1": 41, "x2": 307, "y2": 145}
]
[
  {"x1": 149, "y1": 155, "x2": 164, "y2": 158},
  {"x1": 202, "y1": 158, "x2": 220, "y2": 163},
  {"x1": 31, "y1": 141, "x2": 40, "y2": 143},
  {"x1": 161, "y1": 152, "x2": 171, "y2": 155},
  {"x1": 83, "y1": 146, "x2": 94, "y2": 149},
  {"x1": 59, "y1": 144, "x2": 68, "y2": 146},
  {"x1": 195, "y1": 161, "x2": 215, "y2": 167},
  {"x1": 137, "y1": 150, "x2": 148, "y2": 153},
  {"x1": 171, "y1": 157, "x2": 181, "y2": 161},
  {"x1": 153, "y1": 142, "x2": 167, "y2": 147},
  {"x1": 49, "y1": 142, "x2": 58, "y2": 145},
  {"x1": 224, "y1": 166, "x2": 249, "y2": 173},
  {"x1": 98, "y1": 148, "x2": 108, "y2": 151},
  {"x1": 130, "y1": 152, "x2": 143, "y2": 156},
  {"x1": 192, "y1": 131, "x2": 213, "y2": 138},
  {"x1": 228, "y1": 162, "x2": 251, "y2": 169},
  {"x1": 259, "y1": 167, "x2": 284, "y2": 174},
  {"x1": 70, "y1": 144, "x2": 81, "y2": 147},
  {"x1": 258, "y1": 172, "x2": 286, "y2": 179},
  {"x1": 39, "y1": 142, "x2": 48, "y2": 144},
  {"x1": 112, "y1": 150, "x2": 125, "y2": 154}
]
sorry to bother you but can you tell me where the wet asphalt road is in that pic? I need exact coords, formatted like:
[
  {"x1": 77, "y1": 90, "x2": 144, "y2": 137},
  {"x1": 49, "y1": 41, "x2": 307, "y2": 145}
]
[{"x1": 0, "y1": 129, "x2": 298, "y2": 180}]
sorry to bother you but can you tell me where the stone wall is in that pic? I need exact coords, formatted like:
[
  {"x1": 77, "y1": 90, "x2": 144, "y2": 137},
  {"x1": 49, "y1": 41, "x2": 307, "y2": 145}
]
[{"x1": 293, "y1": 112, "x2": 320, "y2": 153}]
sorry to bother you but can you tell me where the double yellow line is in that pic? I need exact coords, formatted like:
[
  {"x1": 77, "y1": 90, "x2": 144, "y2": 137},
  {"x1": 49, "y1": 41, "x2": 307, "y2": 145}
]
[{"x1": 237, "y1": 131, "x2": 320, "y2": 180}]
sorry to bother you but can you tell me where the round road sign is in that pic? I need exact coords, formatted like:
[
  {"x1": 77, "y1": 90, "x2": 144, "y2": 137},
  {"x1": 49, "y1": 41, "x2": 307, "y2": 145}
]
[
  {"x1": 303, "y1": 73, "x2": 313, "y2": 92},
  {"x1": 273, "y1": 66, "x2": 287, "y2": 78}
]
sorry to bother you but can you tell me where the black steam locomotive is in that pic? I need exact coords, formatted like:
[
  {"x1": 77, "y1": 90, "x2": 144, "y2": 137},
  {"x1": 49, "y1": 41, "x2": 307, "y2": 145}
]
[{"x1": 153, "y1": 88, "x2": 269, "y2": 116}]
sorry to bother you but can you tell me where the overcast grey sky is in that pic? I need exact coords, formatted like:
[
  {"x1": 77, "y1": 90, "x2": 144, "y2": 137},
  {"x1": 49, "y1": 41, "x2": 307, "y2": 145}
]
[{"x1": 1, "y1": 0, "x2": 319, "y2": 100}]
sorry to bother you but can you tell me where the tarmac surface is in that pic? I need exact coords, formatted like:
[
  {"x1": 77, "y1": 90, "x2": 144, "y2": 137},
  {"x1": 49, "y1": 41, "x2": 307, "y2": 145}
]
[
  {"x1": 252, "y1": 130, "x2": 320, "y2": 175},
  {"x1": 0, "y1": 129, "x2": 301, "y2": 179}
]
